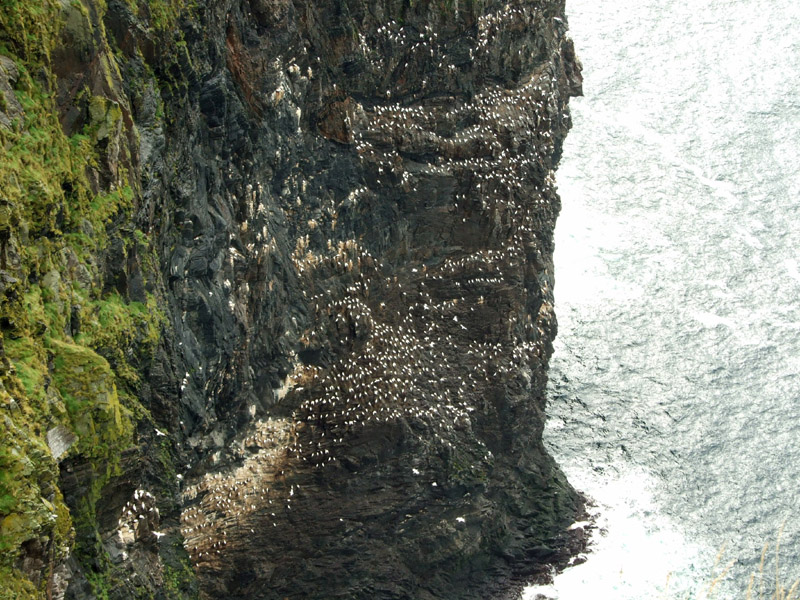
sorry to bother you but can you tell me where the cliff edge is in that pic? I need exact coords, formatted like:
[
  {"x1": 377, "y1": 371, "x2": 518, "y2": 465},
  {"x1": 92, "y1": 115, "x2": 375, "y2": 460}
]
[{"x1": 0, "y1": 1, "x2": 583, "y2": 598}]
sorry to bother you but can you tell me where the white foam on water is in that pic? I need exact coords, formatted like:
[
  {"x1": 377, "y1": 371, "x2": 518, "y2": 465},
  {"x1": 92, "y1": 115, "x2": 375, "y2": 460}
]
[
  {"x1": 689, "y1": 310, "x2": 736, "y2": 330},
  {"x1": 784, "y1": 258, "x2": 800, "y2": 285},
  {"x1": 733, "y1": 226, "x2": 763, "y2": 250},
  {"x1": 523, "y1": 466, "x2": 718, "y2": 600},
  {"x1": 554, "y1": 178, "x2": 644, "y2": 306}
]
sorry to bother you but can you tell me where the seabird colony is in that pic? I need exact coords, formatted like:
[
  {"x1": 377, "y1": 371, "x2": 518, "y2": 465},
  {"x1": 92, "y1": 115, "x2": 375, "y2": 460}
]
[{"x1": 176, "y1": 1, "x2": 564, "y2": 567}]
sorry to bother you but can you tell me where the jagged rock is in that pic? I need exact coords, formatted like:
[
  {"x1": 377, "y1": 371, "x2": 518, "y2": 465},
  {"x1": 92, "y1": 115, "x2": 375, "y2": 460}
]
[
  {"x1": 0, "y1": 56, "x2": 23, "y2": 131},
  {"x1": 147, "y1": 1, "x2": 584, "y2": 598},
  {"x1": 46, "y1": 425, "x2": 77, "y2": 461}
]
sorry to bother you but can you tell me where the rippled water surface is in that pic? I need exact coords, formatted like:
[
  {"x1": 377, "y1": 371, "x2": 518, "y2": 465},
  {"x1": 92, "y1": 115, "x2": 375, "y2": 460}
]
[{"x1": 527, "y1": 0, "x2": 800, "y2": 597}]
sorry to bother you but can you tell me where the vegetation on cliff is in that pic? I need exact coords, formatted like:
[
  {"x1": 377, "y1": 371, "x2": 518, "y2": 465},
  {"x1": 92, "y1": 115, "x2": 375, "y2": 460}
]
[{"x1": 0, "y1": 1, "x2": 185, "y2": 597}]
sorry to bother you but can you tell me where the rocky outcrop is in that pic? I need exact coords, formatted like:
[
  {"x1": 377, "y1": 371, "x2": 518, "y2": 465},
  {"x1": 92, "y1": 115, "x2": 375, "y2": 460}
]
[{"x1": 0, "y1": 0, "x2": 583, "y2": 598}]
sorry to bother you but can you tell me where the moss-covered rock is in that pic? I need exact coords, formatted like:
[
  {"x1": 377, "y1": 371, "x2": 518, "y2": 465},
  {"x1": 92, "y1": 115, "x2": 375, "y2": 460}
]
[
  {"x1": 0, "y1": 0, "x2": 184, "y2": 597},
  {"x1": 49, "y1": 338, "x2": 133, "y2": 459}
]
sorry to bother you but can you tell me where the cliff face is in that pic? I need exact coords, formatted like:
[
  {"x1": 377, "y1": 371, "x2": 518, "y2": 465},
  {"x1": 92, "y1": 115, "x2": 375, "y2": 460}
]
[{"x1": 0, "y1": 1, "x2": 583, "y2": 598}]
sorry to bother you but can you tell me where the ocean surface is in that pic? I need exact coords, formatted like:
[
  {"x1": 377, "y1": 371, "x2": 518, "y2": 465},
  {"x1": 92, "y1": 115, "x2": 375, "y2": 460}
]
[{"x1": 525, "y1": 0, "x2": 800, "y2": 598}]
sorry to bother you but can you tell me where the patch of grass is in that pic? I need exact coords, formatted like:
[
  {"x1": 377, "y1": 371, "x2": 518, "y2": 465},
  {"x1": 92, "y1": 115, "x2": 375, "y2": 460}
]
[
  {"x1": 746, "y1": 528, "x2": 800, "y2": 600},
  {"x1": 163, "y1": 556, "x2": 196, "y2": 598},
  {"x1": 76, "y1": 290, "x2": 164, "y2": 388},
  {"x1": 0, "y1": 566, "x2": 37, "y2": 600},
  {"x1": 49, "y1": 338, "x2": 133, "y2": 457},
  {"x1": 5, "y1": 336, "x2": 47, "y2": 404},
  {"x1": 0, "y1": 0, "x2": 60, "y2": 63}
]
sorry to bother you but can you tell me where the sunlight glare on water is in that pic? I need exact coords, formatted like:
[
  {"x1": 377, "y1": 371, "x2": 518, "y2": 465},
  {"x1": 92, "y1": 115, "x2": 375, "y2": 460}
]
[
  {"x1": 526, "y1": 0, "x2": 800, "y2": 597},
  {"x1": 524, "y1": 467, "x2": 714, "y2": 600}
]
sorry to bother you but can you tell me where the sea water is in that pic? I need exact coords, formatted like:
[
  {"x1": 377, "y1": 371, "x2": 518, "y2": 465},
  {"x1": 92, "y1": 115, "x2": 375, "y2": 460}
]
[{"x1": 526, "y1": 0, "x2": 800, "y2": 597}]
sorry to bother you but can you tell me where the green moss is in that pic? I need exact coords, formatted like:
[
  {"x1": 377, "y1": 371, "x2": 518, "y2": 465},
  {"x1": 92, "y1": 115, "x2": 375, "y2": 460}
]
[
  {"x1": 157, "y1": 437, "x2": 177, "y2": 488},
  {"x1": 0, "y1": 414, "x2": 66, "y2": 574},
  {"x1": 113, "y1": 0, "x2": 193, "y2": 33},
  {"x1": 85, "y1": 567, "x2": 112, "y2": 600},
  {"x1": 0, "y1": 0, "x2": 191, "y2": 595},
  {"x1": 76, "y1": 290, "x2": 164, "y2": 388},
  {"x1": 0, "y1": 68, "x2": 92, "y2": 243},
  {"x1": 163, "y1": 557, "x2": 196, "y2": 599},
  {"x1": 0, "y1": 0, "x2": 61, "y2": 63},
  {"x1": 146, "y1": 0, "x2": 187, "y2": 32},
  {"x1": 5, "y1": 337, "x2": 47, "y2": 404},
  {"x1": 0, "y1": 566, "x2": 37, "y2": 600},
  {"x1": 48, "y1": 338, "x2": 133, "y2": 459},
  {"x1": 89, "y1": 95, "x2": 121, "y2": 140}
]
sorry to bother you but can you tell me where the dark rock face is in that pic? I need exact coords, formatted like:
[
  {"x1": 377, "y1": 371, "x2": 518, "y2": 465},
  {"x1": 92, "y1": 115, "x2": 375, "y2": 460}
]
[
  {"x1": 1, "y1": 0, "x2": 583, "y2": 598},
  {"x1": 154, "y1": 2, "x2": 584, "y2": 598}
]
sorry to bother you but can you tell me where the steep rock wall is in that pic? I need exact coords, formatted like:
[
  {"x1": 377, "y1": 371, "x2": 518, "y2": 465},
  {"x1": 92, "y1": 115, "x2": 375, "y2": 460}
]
[{"x1": 0, "y1": 1, "x2": 583, "y2": 598}]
